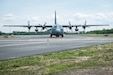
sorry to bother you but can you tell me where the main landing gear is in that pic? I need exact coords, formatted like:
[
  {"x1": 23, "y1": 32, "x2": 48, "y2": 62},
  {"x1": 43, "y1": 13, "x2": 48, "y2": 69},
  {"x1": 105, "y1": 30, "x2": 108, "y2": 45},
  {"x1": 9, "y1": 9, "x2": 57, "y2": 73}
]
[{"x1": 50, "y1": 34, "x2": 64, "y2": 38}]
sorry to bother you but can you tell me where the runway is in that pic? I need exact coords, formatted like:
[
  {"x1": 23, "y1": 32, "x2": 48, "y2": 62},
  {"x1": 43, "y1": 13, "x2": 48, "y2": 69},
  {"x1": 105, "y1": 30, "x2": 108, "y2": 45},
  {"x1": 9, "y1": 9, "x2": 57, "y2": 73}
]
[{"x1": 0, "y1": 35, "x2": 113, "y2": 60}]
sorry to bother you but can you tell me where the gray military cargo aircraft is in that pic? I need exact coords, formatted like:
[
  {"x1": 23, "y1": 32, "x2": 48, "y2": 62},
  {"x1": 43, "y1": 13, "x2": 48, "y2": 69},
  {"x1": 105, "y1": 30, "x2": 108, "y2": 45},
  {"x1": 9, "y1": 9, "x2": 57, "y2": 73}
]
[{"x1": 4, "y1": 11, "x2": 109, "y2": 37}]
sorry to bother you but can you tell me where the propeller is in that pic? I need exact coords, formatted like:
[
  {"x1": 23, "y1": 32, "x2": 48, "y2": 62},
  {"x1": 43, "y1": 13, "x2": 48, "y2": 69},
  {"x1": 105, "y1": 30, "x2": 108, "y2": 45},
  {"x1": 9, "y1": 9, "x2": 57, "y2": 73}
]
[
  {"x1": 69, "y1": 21, "x2": 72, "y2": 29},
  {"x1": 38, "y1": 22, "x2": 47, "y2": 32},
  {"x1": 34, "y1": 22, "x2": 47, "y2": 32},
  {"x1": 35, "y1": 27, "x2": 38, "y2": 32},
  {"x1": 82, "y1": 20, "x2": 87, "y2": 33},
  {"x1": 27, "y1": 21, "x2": 32, "y2": 32},
  {"x1": 75, "y1": 26, "x2": 79, "y2": 31},
  {"x1": 42, "y1": 22, "x2": 46, "y2": 30}
]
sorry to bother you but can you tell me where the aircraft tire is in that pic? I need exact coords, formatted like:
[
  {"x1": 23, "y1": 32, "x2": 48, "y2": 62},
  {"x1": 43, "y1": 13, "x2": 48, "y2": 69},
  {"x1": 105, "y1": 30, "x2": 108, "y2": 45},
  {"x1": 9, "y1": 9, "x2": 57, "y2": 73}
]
[
  {"x1": 50, "y1": 34, "x2": 52, "y2": 37},
  {"x1": 56, "y1": 35, "x2": 59, "y2": 37},
  {"x1": 61, "y1": 34, "x2": 64, "y2": 37}
]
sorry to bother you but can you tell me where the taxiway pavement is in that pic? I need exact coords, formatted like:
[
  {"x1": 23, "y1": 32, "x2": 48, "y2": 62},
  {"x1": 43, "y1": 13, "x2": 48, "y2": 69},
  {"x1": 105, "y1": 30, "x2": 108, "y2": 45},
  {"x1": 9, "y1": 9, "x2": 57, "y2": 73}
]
[{"x1": 0, "y1": 35, "x2": 113, "y2": 60}]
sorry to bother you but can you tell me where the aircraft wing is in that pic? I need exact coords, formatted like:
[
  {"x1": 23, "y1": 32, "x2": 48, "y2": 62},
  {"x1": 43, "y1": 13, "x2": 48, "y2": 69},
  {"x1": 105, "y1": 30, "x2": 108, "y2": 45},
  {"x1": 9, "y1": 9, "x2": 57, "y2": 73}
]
[
  {"x1": 45, "y1": 25, "x2": 52, "y2": 27},
  {"x1": 4, "y1": 25, "x2": 52, "y2": 27},
  {"x1": 34, "y1": 25, "x2": 52, "y2": 28},
  {"x1": 4, "y1": 25, "x2": 34, "y2": 27},
  {"x1": 62, "y1": 25, "x2": 81, "y2": 27},
  {"x1": 81, "y1": 24, "x2": 109, "y2": 27}
]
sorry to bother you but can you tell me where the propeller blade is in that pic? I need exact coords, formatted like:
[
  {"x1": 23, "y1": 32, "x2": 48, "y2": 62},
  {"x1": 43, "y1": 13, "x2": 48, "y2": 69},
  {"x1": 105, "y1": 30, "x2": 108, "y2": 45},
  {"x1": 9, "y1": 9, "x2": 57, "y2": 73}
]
[
  {"x1": 44, "y1": 22, "x2": 46, "y2": 26},
  {"x1": 69, "y1": 21, "x2": 71, "y2": 25},
  {"x1": 68, "y1": 21, "x2": 72, "y2": 29},
  {"x1": 28, "y1": 21, "x2": 31, "y2": 32},
  {"x1": 28, "y1": 21, "x2": 30, "y2": 26},
  {"x1": 84, "y1": 20, "x2": 87, "y2": 25},
  {"x1": 42, "y1": 22, "x2": 46, "y2": 30}
]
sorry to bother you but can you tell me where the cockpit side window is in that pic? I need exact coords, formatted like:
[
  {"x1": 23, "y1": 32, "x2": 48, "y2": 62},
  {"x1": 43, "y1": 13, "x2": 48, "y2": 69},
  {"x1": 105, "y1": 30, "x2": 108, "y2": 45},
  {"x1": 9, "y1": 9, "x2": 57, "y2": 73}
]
[{"x1": 52, "y1": 24, "x2": 63, "y2": 29}]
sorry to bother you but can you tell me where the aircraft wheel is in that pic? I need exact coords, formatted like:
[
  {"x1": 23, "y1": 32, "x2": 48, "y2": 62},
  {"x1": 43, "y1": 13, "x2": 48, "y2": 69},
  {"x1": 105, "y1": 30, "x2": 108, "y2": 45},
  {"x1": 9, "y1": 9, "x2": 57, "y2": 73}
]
[
  {"x1": 50, "y1": 34, "x2": 52, "y2": 37},
  {"x1": 61, "y1": 34, "x2": 64, "y2": 37},
  {"x1": 56, "y1": 35, "x2": 59, "y2": 37}
]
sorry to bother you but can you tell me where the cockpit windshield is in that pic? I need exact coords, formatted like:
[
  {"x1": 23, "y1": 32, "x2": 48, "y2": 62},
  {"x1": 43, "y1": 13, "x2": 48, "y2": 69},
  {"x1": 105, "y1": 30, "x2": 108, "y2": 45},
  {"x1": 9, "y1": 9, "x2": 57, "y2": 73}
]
[{"x1": 53, "y1": 24, "x2": 62, "y2": 29}]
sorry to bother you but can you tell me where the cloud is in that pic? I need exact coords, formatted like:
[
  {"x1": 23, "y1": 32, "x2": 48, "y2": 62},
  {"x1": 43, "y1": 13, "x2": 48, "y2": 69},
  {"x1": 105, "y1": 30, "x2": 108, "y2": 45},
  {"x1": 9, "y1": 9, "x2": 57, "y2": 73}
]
[
  {"x1": 73, "y1": 13, "x2": 91, "y2": 19},
  {"x1": 95, "y1": 13, "x2": 108, "y2": 20},
  {"x1": 3, "y1": 13, "x2": 20, "y2": 21},
  {"x1": 2, "y1": 14, "x2": 41, "y2": 24},
  {"x1": 31, "y1": 16, "x2": 39, "y2": 21},
  {"x1": 2, "y1": 12, "x2": 113, "y2": 25},
  {"x1": 71, "y1": 12, "x2": 113, "y2": 24},
  {"x1": 4, "y1": 14, "x2": 14, "y2": 17}
]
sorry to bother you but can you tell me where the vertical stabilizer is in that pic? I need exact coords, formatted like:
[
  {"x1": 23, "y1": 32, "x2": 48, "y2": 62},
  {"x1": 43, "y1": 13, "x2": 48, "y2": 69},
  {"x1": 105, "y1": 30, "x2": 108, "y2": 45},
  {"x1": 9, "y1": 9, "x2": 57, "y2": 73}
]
[{"x1": 55, "y1": 11, "x2": 57, "y2": 24}]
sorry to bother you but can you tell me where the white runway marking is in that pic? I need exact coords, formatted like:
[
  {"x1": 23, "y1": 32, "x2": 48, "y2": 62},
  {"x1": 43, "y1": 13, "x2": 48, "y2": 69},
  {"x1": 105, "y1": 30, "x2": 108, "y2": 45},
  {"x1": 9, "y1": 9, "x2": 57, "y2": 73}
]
[
  {"x1": 0, "y1": 38, "x2": 95, "y2": 48},
  {"x1": 0, "y1": 42, "x2": 46, "y2": 47},
  {"x1": 0, "y1": 39, "x2": 45, "y2": 42}
]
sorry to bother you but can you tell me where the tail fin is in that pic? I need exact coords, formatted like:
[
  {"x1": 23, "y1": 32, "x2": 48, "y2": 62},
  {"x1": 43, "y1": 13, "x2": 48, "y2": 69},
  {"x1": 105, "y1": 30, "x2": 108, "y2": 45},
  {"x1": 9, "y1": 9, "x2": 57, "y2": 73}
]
[{"x1": 55, "y1": 11, "x2": 57, "y2": 24}]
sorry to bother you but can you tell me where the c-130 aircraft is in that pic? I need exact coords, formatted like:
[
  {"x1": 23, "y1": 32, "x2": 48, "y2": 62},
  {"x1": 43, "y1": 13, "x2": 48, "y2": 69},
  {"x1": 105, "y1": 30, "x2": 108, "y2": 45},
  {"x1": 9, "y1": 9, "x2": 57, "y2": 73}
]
[{"x1": 4, "y1": 11, "x2": 109, "y2": 37}]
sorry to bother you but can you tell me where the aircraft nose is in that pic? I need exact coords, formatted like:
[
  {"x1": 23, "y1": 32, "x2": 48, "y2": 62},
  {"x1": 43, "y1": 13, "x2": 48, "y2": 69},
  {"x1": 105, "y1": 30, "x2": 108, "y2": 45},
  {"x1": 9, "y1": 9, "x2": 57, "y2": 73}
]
[{"x1": 56, "y1": 28, "x2": 61, "y2": 32}]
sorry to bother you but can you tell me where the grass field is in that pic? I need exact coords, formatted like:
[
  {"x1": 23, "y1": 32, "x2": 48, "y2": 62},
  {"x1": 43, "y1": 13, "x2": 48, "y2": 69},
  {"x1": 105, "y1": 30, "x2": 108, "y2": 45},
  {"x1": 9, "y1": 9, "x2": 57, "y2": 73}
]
[
  {"x1": 0, "y1": 35, "x2": 15, "y2": 38},
  {"x1": 0, "y1": 42, "x2": 113, "y2": 75}
]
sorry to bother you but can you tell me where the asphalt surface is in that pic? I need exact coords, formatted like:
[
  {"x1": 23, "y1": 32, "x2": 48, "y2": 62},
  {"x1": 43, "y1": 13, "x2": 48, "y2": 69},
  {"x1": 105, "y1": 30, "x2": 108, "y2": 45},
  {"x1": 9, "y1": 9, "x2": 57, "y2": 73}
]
[{"x1": 0, "y1": 35, "x2": 113, "y2": 60}]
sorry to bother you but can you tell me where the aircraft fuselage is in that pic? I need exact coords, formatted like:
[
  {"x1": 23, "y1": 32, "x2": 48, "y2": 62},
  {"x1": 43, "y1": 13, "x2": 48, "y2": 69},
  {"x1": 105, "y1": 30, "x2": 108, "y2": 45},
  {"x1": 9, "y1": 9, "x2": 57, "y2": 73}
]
[{"x1": 50, "y1": 24, "x2": 64, "y2": 37}]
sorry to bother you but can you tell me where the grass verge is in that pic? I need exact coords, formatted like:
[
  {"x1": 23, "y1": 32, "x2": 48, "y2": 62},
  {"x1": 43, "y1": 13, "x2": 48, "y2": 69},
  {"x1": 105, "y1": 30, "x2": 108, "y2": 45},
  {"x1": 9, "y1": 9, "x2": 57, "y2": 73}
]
[
  {"x1": 0, "y1": 35, "x2": 15, "y2": 38},
  {"x1": 0, "y1": 42, "x2": 113, "y2": 75}
]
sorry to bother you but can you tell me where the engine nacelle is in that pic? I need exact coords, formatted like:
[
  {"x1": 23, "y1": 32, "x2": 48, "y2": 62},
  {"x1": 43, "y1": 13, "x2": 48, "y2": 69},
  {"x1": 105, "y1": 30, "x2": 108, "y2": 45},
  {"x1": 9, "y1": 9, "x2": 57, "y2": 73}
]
[
  {"x1": 42, "y1": 26, "x2": 45, "y2": 30},
  {"x1": 69, "y1": 26, "x2": 72, "y2": 30},
  {"x1": 35, "y1": 29, "x2": 38, "y2": 32},
  {"x1": 75, "y1": 28, "x2": 79, "y2": 31}
]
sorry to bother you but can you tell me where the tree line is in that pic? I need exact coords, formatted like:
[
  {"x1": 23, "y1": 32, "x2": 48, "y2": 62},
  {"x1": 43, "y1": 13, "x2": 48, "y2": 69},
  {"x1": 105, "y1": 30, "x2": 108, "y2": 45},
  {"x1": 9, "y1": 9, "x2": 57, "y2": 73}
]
[
  {"x1": 86, "y1": 28, "x2": 113, "y2": 34},
  {"x1": 0, "y1": 28, "x2": 113, "y2": 35}
]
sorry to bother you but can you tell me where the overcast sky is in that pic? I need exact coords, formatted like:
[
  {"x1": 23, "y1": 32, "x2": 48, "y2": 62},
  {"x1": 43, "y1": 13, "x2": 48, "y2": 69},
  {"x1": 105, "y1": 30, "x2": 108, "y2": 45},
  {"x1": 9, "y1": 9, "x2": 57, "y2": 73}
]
[{"x1": 0, "y1": 0, "x2": 113, "y2": 32}]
